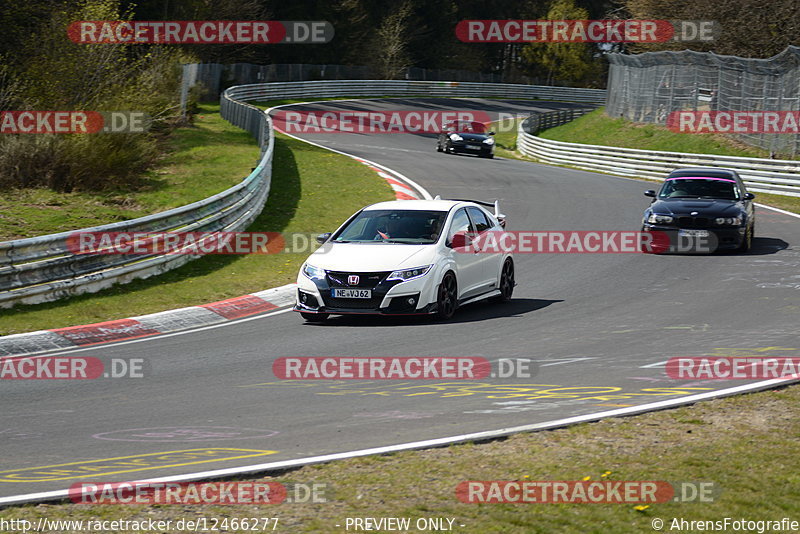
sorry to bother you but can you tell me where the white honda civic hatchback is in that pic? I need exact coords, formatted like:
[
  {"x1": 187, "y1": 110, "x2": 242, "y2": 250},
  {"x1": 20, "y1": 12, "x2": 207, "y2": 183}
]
[{"x1": 294, "y1": 198, "x2": 514, "y2": 322}]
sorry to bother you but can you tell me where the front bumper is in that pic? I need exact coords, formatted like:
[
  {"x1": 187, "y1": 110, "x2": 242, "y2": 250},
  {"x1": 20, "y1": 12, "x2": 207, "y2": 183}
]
[
  {"x1": 294, "y1": 270, "x2": 439, "y2": 316},
  {"x1": 447, "y1": 141, "x2": 493, "y2": 156},
  {"x1": 294, "y1": 298, "x2": 436, "y2": 316},
  {"x1": 642, "y1": 225, "x2": 745, "y2": 252}
]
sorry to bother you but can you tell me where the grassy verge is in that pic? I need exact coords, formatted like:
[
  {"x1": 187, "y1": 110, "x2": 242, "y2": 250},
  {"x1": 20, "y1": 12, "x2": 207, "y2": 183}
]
[
  {"x1": 0, "y1": 130, "x2": 393, "y2": 335},
  {"x1": 539, "y1": 109, "x2": 780, "y2": 159},
  {"x1": 491, "y1": 118, "x2": 522, "y2": 159},
  {"x1": 0, "y1": 104, "x2": 256, "y2": 241},
  {"x1": 3, "y1": 383, "x2": 797, "y2": 532}
]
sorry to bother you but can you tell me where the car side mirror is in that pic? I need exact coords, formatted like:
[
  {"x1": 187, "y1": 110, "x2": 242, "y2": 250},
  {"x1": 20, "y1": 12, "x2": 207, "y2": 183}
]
[
  {"x1": 316, "y1": 233, "x2": 332, "y2": 244},
  {"x1": 489, "y1": 131, "x2": 495, "y2": 136},
  {"x1": 744, "y1": 192, "x2": 755, "y2": 200},
  {"x1": 644, "y1": 190, "x2": 656, "y2": 197},
  {"x1": 449, "y1": 232, "x2": 472, "y2": 249}
]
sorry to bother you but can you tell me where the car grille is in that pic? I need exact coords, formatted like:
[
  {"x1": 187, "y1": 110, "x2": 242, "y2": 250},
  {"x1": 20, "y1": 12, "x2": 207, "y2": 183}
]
[
  {"x1": 326, "y1": 271, "x2": 388, "y2": 289},
  {"x1": 324, "y1": 296, "x2": 385, "y2": 309},
  {"x1": 677, "y1": 216, "x2": 709, "y2": 229},
  {"x1": 322, "y1": 271, "x2": 390, "y2": 309}
]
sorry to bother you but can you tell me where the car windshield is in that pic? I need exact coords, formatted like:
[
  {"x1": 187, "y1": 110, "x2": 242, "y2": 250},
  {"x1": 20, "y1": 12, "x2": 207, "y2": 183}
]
[
  {"x1": 446, "y1": 121, "x2": 488, "y2": 134},
  {"x1": 333, "y1": 210, "x2": 448, "y2": 244},
  {"x1": 658, "y1": 177, "x2": 739, "y2": 200}
]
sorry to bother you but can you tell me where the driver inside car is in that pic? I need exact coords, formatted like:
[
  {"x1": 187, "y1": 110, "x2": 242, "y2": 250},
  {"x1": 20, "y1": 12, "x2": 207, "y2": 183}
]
[{"x1": 375, "y1": 217, "x2": 403, "y2": 240}]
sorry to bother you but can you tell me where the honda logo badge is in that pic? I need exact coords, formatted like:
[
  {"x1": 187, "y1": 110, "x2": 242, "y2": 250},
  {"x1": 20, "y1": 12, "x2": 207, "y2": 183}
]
[{"x1": 348, "y1": 275, "x2": 359, "y2": 285}]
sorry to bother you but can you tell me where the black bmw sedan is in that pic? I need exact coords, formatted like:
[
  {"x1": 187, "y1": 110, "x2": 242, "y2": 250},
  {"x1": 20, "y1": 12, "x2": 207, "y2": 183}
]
[
  {"x1": 436, "y1": 120, "x2": 495, "y2": 158},
  {"x1": 642, "y1": 168, "x2": 756, "y2": 253}
]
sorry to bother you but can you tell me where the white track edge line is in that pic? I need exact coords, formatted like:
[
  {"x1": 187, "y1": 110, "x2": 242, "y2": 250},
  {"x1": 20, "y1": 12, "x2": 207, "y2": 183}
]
[{"x1": 754, "y1": 202, "x2": 800, "y2": 219}]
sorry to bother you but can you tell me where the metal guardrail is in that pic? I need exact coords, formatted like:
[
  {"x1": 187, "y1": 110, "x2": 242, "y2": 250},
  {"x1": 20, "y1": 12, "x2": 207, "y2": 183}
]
[
  {"x1": 521, "y1": 108, "x2": 596, "y2": 134},
  {"x1": 220, "y1": 79, "x2": 607, "y2": 105},
  {"x1": 0, "y1": 79, "x2": 605, "y2": 309},
  {"x1": 518, "y1": 116, "x2": 800, "y2": 198},
  {"x1": 0, "y1": 109, "x2": 274, "y2": 309}
]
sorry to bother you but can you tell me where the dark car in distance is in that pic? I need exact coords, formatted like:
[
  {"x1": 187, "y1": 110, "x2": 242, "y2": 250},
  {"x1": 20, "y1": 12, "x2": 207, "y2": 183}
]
[
  {"x1": 642, "y1": 168, "x2": 756, "y2": 253},
  {"x1": 437, "y1": 120, "x2": 495, "y2": 158}
]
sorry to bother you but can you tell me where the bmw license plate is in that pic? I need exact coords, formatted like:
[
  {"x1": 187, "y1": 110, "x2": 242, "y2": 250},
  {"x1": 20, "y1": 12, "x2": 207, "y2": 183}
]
[
  {"x1": 466, "y1": 145, "x2": 481, "y2": 150},
  {"x1": 333, "y1": 288, "x2": 371, "y2": 299},
  {"x1": 679, "y1": 229, "x2": 709, "y2": 237}
]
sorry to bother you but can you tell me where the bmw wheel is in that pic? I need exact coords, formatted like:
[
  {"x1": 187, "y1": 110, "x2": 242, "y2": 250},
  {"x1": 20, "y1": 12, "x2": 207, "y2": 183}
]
[
  {"x1": 738, "y1": 224, "x2": 753, "y2": 253},
  {"x1": 435, "y1": 272, "x2": 457, "y2": 320}
]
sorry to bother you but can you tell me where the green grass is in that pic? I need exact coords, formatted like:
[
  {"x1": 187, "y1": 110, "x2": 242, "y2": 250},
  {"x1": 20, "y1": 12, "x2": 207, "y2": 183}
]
[
  {"x1": 0, "y1": 131, "x2": 392, "y2": 335},
  {"x1": 491, "y1": 118, "x2": 522, "y2": 158},
  {"x1": 752, "y1": 192, "x2": 800, "y2": 214},
  {"x1": 3, "y1": 383, "x2": 798, "y2": 533},
  {"x1": 0, "y1": 104, "x2": 256, "y2": 241},
  {"x1": 539, "y1": 108, "x2": 779, "y2": 158}
]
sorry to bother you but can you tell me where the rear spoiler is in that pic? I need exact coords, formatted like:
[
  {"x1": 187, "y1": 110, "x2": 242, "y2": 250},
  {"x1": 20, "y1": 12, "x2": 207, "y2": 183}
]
[{"x1": 434, "y1": 196, "x2": 507, "y2": 228}]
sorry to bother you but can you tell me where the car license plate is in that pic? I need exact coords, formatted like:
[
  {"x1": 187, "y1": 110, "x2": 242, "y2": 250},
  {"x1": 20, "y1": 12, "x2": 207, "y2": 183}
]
[
  {"x1": 332, "y1": 288, "x2": 371, "y2": 299},
  {"x1": 466, "y1": 145, "x2": 481, "y2": 150},
  {"x1": 679, "y1": 229, "x2": 709, "y2": 237}
]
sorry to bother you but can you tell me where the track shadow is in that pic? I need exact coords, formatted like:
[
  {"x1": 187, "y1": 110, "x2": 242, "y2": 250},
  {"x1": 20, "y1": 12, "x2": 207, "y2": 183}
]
[
  {"x1": 302, "y1": 298, "x2": 562, "y2": 328},
  {"x1": 717, "y1": 237, "x2": 789, "y2": 256}
]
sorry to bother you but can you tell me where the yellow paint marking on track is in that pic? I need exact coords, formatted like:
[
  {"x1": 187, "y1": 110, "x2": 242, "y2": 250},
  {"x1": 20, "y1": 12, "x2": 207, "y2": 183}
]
[{"x1": 0, "y1": 448, "x2": 278, "y2": 483}]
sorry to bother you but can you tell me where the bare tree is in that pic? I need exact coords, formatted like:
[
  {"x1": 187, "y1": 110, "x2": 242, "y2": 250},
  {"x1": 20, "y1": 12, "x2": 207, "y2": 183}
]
[
  {"x1": 370, "y1": 1, "x2": 414, "y2": 79},
  {"x1": 621, "y1": 0, "x2": 800, "y2": 57}
]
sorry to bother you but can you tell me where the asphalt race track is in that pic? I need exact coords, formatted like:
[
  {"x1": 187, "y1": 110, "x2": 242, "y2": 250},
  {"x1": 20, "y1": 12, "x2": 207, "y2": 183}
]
[{"x1": 1, "y1": 98, "x2": 799, "y2": 501}]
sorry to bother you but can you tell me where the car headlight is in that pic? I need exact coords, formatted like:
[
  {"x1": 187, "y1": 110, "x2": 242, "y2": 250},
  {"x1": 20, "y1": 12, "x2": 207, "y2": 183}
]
[
  {"x1": 646, "y1": 213, "x2": 674, "y2": 224},
  {"x1": 449, "y1": 133, "x2": 463, "y2": 141},
  {"x1": 483, "y1": 137, "x2": 495, "y2": 145},
  {"x1": 715, "y1": 216, "x2": 743, "y2": 225},
  {"x1": 302, "y1": 263, "x2": 326, "y2": 280},
  {"x1": 387, "y1": 265, "x2": 432, "y2": 282}
]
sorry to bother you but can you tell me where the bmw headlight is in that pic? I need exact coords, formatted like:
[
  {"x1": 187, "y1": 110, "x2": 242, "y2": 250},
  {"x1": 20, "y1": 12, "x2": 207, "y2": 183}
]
[
  {"x1": 715, "y1": 216, "x2": 743, "y2": 225},
  {"x1": 302, "y1": 263, "x2": 326, "y2": 280},
  {"x1": 483, "y1": 137, "x2": 495, "y2": 145},
  {"x1": 387, "y1": 265, "x2": 432, "y2": 282},
  {"x1": 646, "y1": 213, "x2": 674, "y2": 224},
  {"x1": 449, "y1": 133, "x2": 463, "y2": 141}
]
